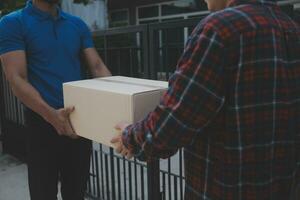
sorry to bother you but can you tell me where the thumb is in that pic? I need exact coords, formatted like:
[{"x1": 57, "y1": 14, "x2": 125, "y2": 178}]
[
  {"x1": 115, "y1": 124, "x2": 122, "y2": 130},
  {"x1": 65, "y1": 106, "x2": 75, "y2": 115},
  {"x1": 115, "y1": 122, "x2": 129, "y2": 131}
]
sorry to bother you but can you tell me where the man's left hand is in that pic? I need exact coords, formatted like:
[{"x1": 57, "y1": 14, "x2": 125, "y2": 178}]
[{"x1": 111, "y1": 122, "x2": 133, "y2": 159}]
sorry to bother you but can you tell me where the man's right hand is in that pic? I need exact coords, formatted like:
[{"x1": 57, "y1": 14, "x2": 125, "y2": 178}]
[
  {"x1": 1, "y1": 51, "x2": 78, "y2": 140},
  {"x1": 45, "y1": 106, "x2": 78, "y2": 139}
]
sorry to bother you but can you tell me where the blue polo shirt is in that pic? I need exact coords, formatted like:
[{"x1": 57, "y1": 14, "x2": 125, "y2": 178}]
[{"x1": 0, "y1": 0, "x2": 94, "y2": 108}]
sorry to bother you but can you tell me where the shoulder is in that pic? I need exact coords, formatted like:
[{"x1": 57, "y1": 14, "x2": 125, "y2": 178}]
[
  {"x1": 0, "y1": 9, "x2": 24, "y2": 28},
  {"x1": 193, "y1": 5, "x2": 258, "y2": 40},
  {"x1": 0, "y1": 9, "x2": 26, "y2": 36}
]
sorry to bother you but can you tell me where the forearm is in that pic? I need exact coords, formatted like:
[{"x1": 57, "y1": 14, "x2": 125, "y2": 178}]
[
  {"x1": 91, "y1": 59, "x2": 111, "y2": 78},
  {"x1": 123, "y1": 105, "x2": 199, "y2": 161},
  {"x1": 9, "y1": 75, "x2": 54, "y2": 122},
  {"x1": 82, "y1": 48, "x2": 112, "y2": 78}
]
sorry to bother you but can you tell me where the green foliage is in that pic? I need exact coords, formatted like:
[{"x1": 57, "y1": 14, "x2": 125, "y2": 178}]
[
  {"x1": 0, "y1": 0, "x2": 26, "y2": 16},
  {"x1": 0, "y1": 0, "x2": 90, "y2": 16}
]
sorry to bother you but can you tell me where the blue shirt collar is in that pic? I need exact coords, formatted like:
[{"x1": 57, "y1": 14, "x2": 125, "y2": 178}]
[{"x1": 25, "y1": 0, "x2": 66, "y2": 21}]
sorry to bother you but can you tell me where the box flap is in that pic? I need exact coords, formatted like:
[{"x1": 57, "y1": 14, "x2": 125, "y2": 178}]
[
  {"x1": 102, "y1": 76, "x2": 168, "y2": 88},
  {"x1": 63, "y1": 76, "x2": 168, "y2": 95}
]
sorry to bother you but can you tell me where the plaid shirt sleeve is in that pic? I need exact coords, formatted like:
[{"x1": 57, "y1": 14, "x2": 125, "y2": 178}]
[{"x1": 122, "y1": 24, "x2": 226, "y2": 161}]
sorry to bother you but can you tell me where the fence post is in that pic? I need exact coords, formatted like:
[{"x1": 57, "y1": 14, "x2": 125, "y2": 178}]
[
  {"x1": 147, "y1": 160, "x2": 161, "y2": 200},
  {"x1": 148, "y1": 25, "x2": 157, "y2": 80},
  {"x1": 142, "y1": 24, "x2": 150, "y2": 79},
  {"x1": 145, "y1": 23, "x2": 161, "y2": 200},
  {"x1": 0, "y1": 64, "x2": 5, "y2": 140}
]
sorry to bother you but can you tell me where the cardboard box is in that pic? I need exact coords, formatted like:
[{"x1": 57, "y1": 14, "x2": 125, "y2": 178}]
[{"x1": 63, "y1": 76, "x2": 168, "y2": 147}]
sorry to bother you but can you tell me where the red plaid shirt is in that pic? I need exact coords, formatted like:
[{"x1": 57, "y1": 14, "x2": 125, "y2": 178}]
[{"x1": 122, "y1": 0, "x2": 300, "y2": 199}]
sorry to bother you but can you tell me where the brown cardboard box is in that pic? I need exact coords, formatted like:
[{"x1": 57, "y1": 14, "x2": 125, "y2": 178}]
[{"x1": 63, "y1": 76, "x2": 168, "y2": 147}]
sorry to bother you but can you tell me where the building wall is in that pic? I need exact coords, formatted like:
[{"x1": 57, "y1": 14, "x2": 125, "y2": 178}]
[
  {"x1": 62, "y1": 0, "x2": 108, "y2": 30},
  {"x1": 109, "y1": 0, "x2": 171, "y2": 10},
  {"x1": 108, "y1": 0, "x2": 174, "y2": 26},
  {"x1": 108, "y1": 0, "x2": 208, "y2": 27},
  {"x1": 108, "y1": 0, "x2": 300, "y2": 28}
]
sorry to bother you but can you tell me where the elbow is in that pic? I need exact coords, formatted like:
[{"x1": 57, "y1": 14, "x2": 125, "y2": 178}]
[
  {"x1": 4, "y1": 68, "x2": 26, "y2": 84},
  {"x1": 6, "y1": 73, "x2": 26, "y2": 93}
]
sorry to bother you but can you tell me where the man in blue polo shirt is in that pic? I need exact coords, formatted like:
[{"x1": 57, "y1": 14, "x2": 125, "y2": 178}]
[{"x1": 0, "y1": 0, "x2": 111, "y2": 199}]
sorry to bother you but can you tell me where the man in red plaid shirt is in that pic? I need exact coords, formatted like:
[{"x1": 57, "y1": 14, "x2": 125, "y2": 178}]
[{"x1": 112, "y1": 0, "x2": 300, "y2": 199}]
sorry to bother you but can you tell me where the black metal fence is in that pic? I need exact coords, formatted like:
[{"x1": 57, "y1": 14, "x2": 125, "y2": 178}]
[
  {"x1": 0, "y1": 62, "x2": 27, "y2": 160},
  {"x1": 93, "y1": 25, "x2": 149, "y2": 79},
  {"x1": 87, "y1": 17, "x2": 204, "y2": 200},
  {"x1": 0, "y1": 65, "x2": 4, "y2": 141}
]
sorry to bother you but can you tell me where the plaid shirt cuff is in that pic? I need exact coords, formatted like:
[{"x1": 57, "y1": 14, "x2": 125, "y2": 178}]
[{"x1": 122, "y1": 125, "x2": 145, "y2": 160}]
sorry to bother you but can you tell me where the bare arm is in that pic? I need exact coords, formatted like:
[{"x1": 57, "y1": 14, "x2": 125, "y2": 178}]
[
  {"x1": 82, "y1": 48, "x2": 111, "y2": 78},
  {"x1": 1, "y1": 50, "x2": 77, "y2": 138},
  {"x1": 1, "y1": 50, "x2": 53, "y2": 120}
]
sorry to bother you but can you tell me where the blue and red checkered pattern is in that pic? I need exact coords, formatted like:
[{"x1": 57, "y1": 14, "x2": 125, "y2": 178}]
[{"x1": 122, "y1": 0, "x2": 300, "y2": 199}]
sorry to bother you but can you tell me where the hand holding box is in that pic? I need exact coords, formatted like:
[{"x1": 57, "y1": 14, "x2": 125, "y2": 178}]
[{"x1": 63, "y1": 76, "x2": 168, "y2": 147}]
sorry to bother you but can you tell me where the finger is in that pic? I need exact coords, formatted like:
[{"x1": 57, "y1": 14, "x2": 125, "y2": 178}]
[
  {"x1": 127, "y1": 154, "x2": 133, "y2": 160},
  {"x1": 63, "y1": 115, "x2": 76, "y2": 135},
  {"x1": 65, "y1": 106, "x2": 75, "y2": 116},
  {"x1": 70, "y1": 134, "x2": 79, "y2": 139},
  {"x1": 59, "y1": 108, "x2": 67, "y2": 117},
  {"x1": 111, "y1": 136, "x2": 121, "y2": 144},
  {"x1": 67, "y1": 118, "x2": 77, "y2": 135},
  {"x1": 115, "y1": 124, "x2": 121, "y2": 131},
  {"x1": 114, "y1": 124, "x2": 122, "y2": 130},
  {"x1": 65, "y1": 124, "x2": 75, "y2": 136},
  {"x1": 121, "y1": 148, "x2": 128, "y2": 157},
  {"x1": 115, "y1": 144, "x2": 123, "y2": 154},
  {"x1": 60, "y1": 125, "x2": 77, "y2": 139},
  {"x1": 67, "y1": 124, "x2": 78, "y2": 139},
  {"x1": 115, "y1": 122, "x2": 129, "y2": 131}
]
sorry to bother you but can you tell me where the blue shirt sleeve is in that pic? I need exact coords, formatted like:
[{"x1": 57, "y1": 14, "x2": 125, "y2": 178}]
[
  {"x1": 0, "y1": 14, "x2": 26, "y2": 55},
  {"x1": 78, "y1": 19, "x2": 94, "y2": 50}
]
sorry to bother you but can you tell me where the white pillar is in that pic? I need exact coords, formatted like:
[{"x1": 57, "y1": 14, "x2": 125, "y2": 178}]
[{"x1": 61, "y1": 0, "x2": 108, "y2": 30}]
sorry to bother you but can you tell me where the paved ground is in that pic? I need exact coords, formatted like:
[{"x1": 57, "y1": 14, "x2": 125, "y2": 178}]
[
  {"x1": 0, "y1": 142, "x2": 62, "y2": 200},
  {"x1": 0, "y1": 141, "x2": 30, "y2": 200},
  {"x1": 0, "y1": 142, "x2": 94, "y2": 200}
]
